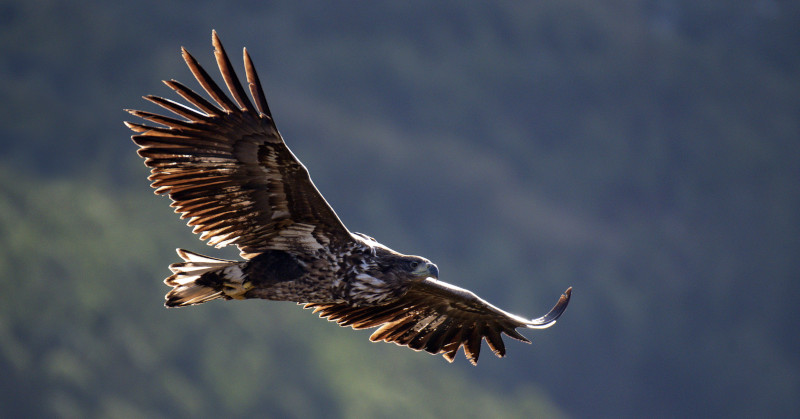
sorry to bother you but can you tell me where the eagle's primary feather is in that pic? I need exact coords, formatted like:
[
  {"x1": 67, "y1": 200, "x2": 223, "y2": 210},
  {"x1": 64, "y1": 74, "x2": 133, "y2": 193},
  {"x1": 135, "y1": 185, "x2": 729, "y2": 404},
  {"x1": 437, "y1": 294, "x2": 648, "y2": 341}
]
[{"x1": 127, "y1": 30, "x2": 571, "y2": 365}]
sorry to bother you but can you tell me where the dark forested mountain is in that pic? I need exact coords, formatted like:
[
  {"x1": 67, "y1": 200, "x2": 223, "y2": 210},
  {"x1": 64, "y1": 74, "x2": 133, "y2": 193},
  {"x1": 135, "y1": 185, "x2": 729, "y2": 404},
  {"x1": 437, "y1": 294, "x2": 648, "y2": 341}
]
[{"x1": 1, "y1": 1, "x2": 797, "y2": 417}]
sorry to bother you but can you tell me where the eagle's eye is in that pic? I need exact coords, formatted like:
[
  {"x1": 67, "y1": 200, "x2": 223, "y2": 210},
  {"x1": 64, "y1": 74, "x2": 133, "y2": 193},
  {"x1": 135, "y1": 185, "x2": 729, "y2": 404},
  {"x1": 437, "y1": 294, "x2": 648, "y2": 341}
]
[{"x1": 409, "y1": 261, "x2": 419, "y2": 270}]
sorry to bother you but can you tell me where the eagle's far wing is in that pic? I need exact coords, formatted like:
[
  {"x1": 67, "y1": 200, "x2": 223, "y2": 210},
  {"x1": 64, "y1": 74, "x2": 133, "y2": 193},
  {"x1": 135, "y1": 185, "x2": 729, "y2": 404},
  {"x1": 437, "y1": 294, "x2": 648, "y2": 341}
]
[
  {"x1": 126, "y1": 31, "x2": 350, "y2": 258},
  {"x1": 306, "y1": 279, "x2": 572, "y2": 365}
]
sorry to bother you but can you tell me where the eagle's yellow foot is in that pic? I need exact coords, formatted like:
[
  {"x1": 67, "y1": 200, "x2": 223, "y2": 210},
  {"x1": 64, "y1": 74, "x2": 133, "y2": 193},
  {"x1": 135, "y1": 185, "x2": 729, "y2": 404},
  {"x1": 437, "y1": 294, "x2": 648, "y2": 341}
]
[{"x1": 223, "y1": 281, "x2": 252, "y2": 300}]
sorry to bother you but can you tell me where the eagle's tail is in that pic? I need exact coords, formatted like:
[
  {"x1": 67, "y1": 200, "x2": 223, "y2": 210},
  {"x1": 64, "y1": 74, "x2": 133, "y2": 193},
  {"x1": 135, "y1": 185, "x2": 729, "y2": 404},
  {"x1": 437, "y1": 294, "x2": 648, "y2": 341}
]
[{"x1": 164, "y1": 249, "x2": 246, "y2": 307}]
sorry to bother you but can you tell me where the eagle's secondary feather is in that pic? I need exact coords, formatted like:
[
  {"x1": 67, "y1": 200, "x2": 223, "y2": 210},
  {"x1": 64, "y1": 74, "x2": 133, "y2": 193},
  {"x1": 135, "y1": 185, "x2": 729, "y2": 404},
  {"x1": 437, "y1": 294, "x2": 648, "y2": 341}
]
[{"x1": 127, "y1": 30, "x2": 571, "y2": 365}]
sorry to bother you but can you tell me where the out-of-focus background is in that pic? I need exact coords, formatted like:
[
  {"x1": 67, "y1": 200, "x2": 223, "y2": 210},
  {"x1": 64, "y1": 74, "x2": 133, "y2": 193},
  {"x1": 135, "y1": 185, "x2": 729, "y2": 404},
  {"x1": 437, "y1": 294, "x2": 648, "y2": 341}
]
[{"x1": 1, "y1": 1, "x2": 798, "y2": 417}]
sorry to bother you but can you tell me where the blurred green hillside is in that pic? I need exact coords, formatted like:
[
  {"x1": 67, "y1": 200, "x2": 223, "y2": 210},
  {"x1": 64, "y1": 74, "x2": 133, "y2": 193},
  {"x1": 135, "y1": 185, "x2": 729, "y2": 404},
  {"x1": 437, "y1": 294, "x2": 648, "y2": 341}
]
[{"x1": 1, "y1": 1, "x2": 798, "y2": 417}]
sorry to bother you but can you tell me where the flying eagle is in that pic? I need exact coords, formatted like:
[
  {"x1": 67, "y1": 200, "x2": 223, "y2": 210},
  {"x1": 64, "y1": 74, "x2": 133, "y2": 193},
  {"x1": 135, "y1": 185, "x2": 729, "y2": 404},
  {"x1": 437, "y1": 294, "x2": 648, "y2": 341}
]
[{"x1": 126, "y1": 31, "x2": 571, "y2": 364}]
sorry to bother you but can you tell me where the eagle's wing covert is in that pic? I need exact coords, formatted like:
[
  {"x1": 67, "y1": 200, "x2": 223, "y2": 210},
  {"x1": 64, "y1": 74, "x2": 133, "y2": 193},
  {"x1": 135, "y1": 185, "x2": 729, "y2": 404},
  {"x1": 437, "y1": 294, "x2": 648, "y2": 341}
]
[
  {"x1": 306, "y1": 280, "x2": 572, "y2": 365},
  {"x1": 126, "y1": 31, "x2": 350, "y2": 258}
]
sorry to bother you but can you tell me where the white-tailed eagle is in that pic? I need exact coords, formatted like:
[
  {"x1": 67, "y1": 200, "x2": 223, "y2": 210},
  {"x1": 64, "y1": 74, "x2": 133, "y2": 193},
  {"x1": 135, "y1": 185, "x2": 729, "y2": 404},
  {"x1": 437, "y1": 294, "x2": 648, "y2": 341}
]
[{"x1": 126, "y1": 31, "x2": 571, "y2": 364}]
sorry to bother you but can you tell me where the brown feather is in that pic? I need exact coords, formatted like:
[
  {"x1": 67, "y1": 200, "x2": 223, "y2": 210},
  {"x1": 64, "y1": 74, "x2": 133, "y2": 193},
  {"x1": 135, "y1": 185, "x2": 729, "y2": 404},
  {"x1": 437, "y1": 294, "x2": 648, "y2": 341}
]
[
  {"x1": 144, "y1": 95, "x2": 210, "y2": 121},
  {"x1": 181, "y1": 47, "x2": 238, "y2": 113},
  {"x1": 243, "y1": 48, "x2": 271, "y2": 117},
  {"x1": 163, "y1": 80, "x2": 221, "y2": 116},
  {"x1": 484, "y1": 327, "x2": 506, "y2": 357},
  {"x1": 212, "y1": 30, "x2": 255, "y2": 114}
]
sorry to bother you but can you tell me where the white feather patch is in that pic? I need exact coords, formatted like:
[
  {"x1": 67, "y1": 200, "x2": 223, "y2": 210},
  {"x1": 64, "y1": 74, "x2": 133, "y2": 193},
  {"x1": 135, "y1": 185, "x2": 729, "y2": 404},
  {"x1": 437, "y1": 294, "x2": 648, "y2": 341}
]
[
  {"x1": 221, "y1": 265, "x2": 245, "y2": 283},
  {"x1": 268, "y1": 223, "x2": 324, "y2": 251}
]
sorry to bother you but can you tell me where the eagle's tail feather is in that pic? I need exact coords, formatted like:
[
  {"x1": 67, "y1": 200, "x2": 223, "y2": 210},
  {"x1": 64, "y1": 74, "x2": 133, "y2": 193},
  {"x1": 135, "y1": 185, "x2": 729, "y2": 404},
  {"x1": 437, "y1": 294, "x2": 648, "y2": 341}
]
[{"x1": 164, "y1": 248, "x2": 244, "y2": 307}]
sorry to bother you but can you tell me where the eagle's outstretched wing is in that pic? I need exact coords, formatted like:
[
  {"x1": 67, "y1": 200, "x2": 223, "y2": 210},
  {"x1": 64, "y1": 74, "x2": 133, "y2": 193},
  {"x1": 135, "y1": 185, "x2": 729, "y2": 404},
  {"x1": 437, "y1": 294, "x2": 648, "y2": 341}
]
[
  {"x1": 126, "y1": 31, "x2": 350, "y2": 258},
  {"x1": 306, "y1": 281, "x2": 572, "y2": 364}
]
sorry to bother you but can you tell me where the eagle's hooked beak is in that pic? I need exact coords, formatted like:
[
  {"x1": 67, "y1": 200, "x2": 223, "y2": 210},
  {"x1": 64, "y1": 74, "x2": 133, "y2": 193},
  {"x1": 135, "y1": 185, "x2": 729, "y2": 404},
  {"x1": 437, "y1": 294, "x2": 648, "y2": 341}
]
[{"x1": 426, "y1": 262, "x2": 439, "y2": 279}]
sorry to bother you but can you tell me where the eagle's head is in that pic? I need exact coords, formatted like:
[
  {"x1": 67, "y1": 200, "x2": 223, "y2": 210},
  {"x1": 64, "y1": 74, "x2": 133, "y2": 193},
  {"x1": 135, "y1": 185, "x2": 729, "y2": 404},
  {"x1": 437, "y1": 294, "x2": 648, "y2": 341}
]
[
  {"x1": 347, "y1": 253, "x2": 438, "y2": 306},
  {"x1": 352, "y1": 232, "x2": 438, "y2": 281},
  {"x1": 347, "y1": 234, "x2": 439, "y2": 305},
  {"x1": 401, "y1": 255, "x2": 439, "y2": 281},
  {"x1": 368, "y1": 252, "x2": 438, "y2": 285}
]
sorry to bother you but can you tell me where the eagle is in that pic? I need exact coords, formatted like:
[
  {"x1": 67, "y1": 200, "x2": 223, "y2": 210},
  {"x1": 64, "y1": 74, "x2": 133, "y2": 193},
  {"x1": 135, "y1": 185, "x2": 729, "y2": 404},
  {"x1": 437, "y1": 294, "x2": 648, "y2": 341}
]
[{"x1": 126, "y1": 31, "x2": 571, "y2": 365}]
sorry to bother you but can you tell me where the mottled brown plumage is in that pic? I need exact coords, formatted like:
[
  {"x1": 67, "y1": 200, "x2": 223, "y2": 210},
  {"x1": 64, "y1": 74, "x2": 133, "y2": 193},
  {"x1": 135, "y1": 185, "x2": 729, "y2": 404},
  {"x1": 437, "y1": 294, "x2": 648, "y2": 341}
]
[{"x1": 127, "y1": 31, "x2": 571, "y2": 364}]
